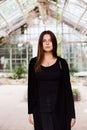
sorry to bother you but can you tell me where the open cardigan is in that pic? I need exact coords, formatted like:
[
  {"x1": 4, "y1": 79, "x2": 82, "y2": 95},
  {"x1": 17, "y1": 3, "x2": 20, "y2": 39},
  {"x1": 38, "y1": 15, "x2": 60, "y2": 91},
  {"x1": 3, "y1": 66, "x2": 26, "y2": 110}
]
[{"x1": 28, "y1": 56, "x2": 76, "y2": 130}]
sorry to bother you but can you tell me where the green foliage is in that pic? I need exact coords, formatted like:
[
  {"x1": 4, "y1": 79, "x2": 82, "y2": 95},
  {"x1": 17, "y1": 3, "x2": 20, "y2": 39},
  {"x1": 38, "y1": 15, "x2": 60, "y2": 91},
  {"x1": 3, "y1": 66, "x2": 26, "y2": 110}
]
[
  {"x1": 72, "y1": 88, "x2": 79, "y2": 94},
  {"x1": 57, "y1": 43, "x2": 61, "y2": 56},
  {"x1": 70, "y1": 67, "x2": 78, "y2": 73},
  {"x1": 12, "y1": 65, "x2": 27, "y2": 79},
  {"x1": 72, "y1": 88, "x2": 81, "y2": 101},
  {"x1": 70, "y1": 67, "x2": 78, "y2": 76}
]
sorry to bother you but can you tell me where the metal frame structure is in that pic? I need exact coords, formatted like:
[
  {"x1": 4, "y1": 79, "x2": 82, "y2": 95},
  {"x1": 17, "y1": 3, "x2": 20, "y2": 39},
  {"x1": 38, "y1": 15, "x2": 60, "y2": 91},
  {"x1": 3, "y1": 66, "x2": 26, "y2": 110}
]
[
  {"x1": 0, "y1": 0, "x2": 87, "y2": 37},
  {"x1": 0, "y1": 0, "x2": 87, "y2": 72}
]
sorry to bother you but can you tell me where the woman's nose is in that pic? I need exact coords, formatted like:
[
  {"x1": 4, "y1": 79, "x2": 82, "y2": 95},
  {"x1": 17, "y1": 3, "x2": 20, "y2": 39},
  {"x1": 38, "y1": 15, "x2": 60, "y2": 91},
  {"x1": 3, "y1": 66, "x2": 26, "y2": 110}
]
[{"x1": 46, "y1": 41, "x2": 49, "y2": 45}]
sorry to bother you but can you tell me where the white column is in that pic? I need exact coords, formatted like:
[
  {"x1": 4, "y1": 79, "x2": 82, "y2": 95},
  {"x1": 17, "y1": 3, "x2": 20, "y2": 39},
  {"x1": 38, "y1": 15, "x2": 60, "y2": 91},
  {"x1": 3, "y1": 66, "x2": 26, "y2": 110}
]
[
  {"x1": 10, "y1": 47, "x2": 12, "y2": 72},
  {"x1": 32, "y1": 43, "x2": 38, "y2": 57}
]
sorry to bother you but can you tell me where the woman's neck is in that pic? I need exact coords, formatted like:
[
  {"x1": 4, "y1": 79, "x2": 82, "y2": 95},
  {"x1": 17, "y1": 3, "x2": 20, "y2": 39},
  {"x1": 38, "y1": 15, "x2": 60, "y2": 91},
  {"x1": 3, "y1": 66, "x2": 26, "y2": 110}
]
[
  {"x1": 44, "y1": 52, "x2": 54, "y2": 60},
  {"x1": 41, "y1": 52, "x2": 57, "y2": 67}
]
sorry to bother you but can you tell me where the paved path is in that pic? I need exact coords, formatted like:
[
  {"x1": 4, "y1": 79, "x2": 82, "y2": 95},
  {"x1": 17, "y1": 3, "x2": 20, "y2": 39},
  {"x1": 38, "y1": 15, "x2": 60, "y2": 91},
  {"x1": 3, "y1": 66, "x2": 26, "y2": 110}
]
[
  {"x1": 0, "y1": 79, "x2": 87, "y2": 130},
  {"x1": 0, "y1": 85, "x2": 33, "y2": 130}
]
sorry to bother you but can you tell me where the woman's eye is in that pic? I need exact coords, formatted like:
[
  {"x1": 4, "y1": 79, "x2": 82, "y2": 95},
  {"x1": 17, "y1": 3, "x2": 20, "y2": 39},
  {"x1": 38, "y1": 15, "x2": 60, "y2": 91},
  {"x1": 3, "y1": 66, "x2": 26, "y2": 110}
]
[
  {"x1": 43, "y1": 39, "x2": 46, "y2": 42},
  {"x1": 43, "y1": 39, "x2": 52, "y2": 42}
]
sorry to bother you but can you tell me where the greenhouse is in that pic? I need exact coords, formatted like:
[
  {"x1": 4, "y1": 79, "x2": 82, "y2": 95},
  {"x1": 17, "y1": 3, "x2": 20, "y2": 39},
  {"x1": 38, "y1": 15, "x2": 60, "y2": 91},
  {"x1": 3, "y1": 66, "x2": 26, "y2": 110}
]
[
  {"x1": 0, "y1": 1, "x2": 87, "y2": 130},
  {"x1": 0, "y1": 0, "x2": 87, "y2": 72}
]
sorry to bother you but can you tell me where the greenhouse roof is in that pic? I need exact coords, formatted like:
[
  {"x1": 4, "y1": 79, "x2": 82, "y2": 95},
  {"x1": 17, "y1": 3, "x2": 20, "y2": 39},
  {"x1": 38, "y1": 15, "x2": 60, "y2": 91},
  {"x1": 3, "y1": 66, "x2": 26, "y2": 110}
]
[{"x1": 0, "y1": 0, "x2": 87, "y2": 37}]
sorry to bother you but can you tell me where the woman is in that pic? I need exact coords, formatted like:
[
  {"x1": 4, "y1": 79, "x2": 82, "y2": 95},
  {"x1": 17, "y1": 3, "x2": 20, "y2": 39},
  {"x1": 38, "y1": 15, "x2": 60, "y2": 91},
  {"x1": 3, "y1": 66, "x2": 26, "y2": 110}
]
[{"x1": 28, "y1": 30, "x2": 76, "y2": 130}]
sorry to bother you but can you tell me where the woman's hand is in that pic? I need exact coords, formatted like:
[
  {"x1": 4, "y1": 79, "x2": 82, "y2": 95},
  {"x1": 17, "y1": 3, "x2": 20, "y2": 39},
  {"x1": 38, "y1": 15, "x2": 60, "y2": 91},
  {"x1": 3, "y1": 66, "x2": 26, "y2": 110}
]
[
  {"x1": 71, "y1": 118, "x2": 76, "y2": 127},
  {"x1": 28, "y1": 114, "x2": 34, "y2": 125}
]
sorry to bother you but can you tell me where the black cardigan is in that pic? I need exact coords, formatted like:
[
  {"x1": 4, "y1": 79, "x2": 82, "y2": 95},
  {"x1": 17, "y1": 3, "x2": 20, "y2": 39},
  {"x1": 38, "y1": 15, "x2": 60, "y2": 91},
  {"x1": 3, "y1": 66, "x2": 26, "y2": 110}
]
[{"x1": 28, "y1": 56, "x2": 76, "y2": 120}]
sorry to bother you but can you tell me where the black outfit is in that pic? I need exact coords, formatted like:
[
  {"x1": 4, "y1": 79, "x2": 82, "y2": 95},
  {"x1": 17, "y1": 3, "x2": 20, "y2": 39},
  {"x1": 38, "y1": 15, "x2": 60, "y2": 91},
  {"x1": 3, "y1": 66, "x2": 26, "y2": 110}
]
[{"x1": 28, "y1": 56, "x2": 76, "y2": 130}]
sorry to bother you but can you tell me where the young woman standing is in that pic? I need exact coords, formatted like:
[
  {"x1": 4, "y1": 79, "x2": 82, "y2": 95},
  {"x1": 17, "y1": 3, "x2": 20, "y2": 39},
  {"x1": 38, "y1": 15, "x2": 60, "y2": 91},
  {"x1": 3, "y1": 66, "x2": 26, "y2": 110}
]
[{"x1": 28, "y1": 30, "x2": 76, "y2": 130}]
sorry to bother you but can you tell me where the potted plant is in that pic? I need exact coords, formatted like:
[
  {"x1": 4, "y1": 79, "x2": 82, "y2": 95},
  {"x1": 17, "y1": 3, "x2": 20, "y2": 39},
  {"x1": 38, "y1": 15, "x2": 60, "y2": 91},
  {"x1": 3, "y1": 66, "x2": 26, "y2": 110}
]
[{"x1": 72, "y1": 88, "x2": 81, "y2": 101}]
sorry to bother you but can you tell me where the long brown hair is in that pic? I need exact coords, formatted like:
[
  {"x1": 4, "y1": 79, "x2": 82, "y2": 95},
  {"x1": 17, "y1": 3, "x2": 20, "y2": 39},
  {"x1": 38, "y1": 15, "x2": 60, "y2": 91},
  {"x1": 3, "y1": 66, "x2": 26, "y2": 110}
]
[{"x1": 34, "y1": 30, "x2": 58, "y2": 72}]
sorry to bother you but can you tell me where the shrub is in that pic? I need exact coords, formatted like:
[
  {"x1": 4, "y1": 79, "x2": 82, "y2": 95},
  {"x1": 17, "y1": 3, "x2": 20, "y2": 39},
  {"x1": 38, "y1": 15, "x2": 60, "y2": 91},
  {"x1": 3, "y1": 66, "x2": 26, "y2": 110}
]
[
  {"x1": 72, "y1": 88, "x2": 81, "y2": 101},
  {"x1": 12, "y1": 65, "x2": 27, "y2": 79},
  {"x1": 70, "y1": 67, "x2": 78, "y2": 76}
]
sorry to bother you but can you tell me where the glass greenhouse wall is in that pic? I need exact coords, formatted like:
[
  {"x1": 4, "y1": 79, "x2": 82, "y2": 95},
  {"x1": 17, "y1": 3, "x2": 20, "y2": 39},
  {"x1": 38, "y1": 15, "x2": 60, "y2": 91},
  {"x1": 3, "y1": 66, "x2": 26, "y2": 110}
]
[
  {"x1": 0, "y1": 0, "x2": 87, "y2": 72},
  {"x1": 0, "y1": 44, "x2": 32, "y2": 72},
  {"x1": 60, "y1": 23, "x2": 87, "y2": 71}
]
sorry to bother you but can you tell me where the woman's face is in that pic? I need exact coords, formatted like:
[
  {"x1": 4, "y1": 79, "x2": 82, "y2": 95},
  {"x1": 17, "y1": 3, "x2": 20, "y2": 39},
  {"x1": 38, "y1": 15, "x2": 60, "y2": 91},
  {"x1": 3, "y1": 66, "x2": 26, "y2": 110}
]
[{"x1": 42, "y1": 34, "x2": 53, "y2": 52}]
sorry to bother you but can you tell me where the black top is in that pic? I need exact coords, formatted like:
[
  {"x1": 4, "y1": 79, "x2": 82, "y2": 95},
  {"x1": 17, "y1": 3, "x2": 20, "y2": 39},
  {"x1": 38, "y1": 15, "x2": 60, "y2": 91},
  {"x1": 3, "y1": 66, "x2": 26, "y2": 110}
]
[
  {"x1": 35, "y1": 58, "x2": 61, "y2": 104},
  {"x1": 28, "y1": 56, "x2": 76, "y2": 121}
]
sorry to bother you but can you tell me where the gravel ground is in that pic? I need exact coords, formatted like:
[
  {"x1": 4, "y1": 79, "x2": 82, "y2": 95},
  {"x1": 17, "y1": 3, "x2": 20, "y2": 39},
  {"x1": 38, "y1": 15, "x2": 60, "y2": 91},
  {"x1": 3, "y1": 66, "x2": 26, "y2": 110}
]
[{"x1": 0, "y1": 77, "x2": 28, "y2": 85}]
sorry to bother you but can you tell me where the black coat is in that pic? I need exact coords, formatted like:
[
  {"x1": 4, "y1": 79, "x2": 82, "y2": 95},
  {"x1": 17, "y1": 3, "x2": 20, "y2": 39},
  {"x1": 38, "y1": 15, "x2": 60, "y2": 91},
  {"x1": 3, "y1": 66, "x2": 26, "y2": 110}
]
[{"x1": 28, "y1": 56, "x2": 76, "y2": 130}]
